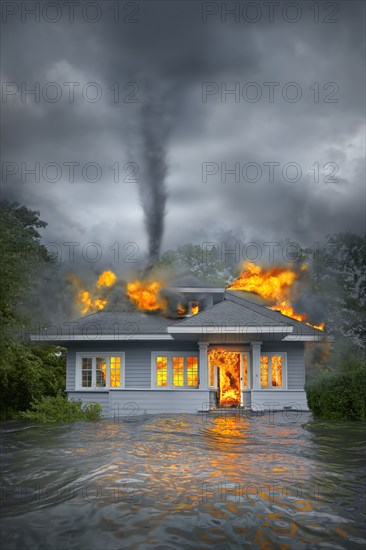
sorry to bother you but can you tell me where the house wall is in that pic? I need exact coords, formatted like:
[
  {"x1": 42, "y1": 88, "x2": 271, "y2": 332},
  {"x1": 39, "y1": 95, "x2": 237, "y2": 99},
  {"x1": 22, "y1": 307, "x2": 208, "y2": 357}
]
[
  {"x1": 66, "y1": 341, "x2": 197, "y2": 391},
  {"x1": 66, "y1": 340, "x2": 306, "y2": 416},
  {"x1": 261, "y1": 342, "x2": 305, "y2": 390}
]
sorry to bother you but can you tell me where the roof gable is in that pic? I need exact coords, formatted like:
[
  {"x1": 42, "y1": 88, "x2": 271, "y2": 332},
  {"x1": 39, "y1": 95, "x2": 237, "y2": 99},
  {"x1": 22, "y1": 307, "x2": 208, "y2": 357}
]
[
  {"x1": 171, "y1": 297, "x2": 290, "y2": 328},
  {"x1": 225, "y1": 290, "x2": 324, "y2": 335}
]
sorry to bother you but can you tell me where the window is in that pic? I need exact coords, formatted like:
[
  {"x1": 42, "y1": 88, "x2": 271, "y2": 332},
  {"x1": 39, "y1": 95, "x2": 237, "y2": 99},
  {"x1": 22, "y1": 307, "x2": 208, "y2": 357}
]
[
  {"x1": 260, "y1": 356, "x2": 269, "y2": 387},
  {"x1": 82, "y1": 358, "x2": 92, "y2": 388},
  {"x1": 172, "y1": 356, "x2": 184, "y2": 387},
  {"x1": 152, "y1": 353, "x2": 199, "y2": 389},
  {"x1": 271, "y1": 356, "x2": 283, "y2": 387},
  {"x1": 77, "y1": 353, "x2": 124, "y2": 390},
  {"x1": 186, "y1": 357, "x2": 198, "y2": 386},
  {"x1": 156, "y1": 356, "x2": 168, "y2": 387},
  {"x1": 260, "y1": 354, "x2": 286, "y2": 388},
  {"x1": 110, "y1": 357, "x2": 121, "y2": 387},
  {"x1": 96, "y1": 358, "x2": 107, "y2": 388}
]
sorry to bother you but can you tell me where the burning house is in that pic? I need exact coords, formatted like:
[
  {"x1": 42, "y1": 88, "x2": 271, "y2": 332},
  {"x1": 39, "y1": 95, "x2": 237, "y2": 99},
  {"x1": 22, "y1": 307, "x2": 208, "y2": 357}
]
[{"x1": 32, "y1": 266, "x2": 328, "y2": 416}]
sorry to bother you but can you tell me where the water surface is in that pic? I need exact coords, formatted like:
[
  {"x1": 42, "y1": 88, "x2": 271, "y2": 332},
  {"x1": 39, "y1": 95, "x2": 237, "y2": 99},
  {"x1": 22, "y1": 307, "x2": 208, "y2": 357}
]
[{"x1": 1, "y1": 411, "x2": 365, "y2": 549}]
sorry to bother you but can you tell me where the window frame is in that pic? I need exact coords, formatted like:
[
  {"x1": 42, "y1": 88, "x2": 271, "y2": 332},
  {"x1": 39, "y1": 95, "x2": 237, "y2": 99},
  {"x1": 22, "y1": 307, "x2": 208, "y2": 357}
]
[
  {"x1": 241, "y1": 352, "x2": 251, "y2": 390},
  {"x1": 259, "y1": 353, "x2": 287, "y2": 390},
  {"x1": 151, "y1": 352, "x2": 200, "y2": 390},
  {"x1": 76, "y1": 352, "x2": 125, "y2": 390}
]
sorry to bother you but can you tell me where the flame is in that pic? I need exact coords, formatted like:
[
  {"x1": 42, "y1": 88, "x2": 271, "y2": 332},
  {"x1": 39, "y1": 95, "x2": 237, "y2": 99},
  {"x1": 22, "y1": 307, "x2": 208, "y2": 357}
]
[
  {"x1": 270, "y1": 301, "x2": 306, "y2": 322},
  {"x1": 78, "y1": 291, "x2": 107, "y2": 315},
  {"x1": 126, "y1": 280, "x2": 167, "y2": 311},
  {"x1": 228, "y1": 262, "x2": 324, "y2": 330},
  {"x1": 97, "y1": 270, "x2": 116, "y2": 288},
  {"x1": 209, "y1": 349, "x2": 241, "y2": 406},
  {"x1": 229, "y1": 262, "x2": 298, "y2": 300},
  {"x1": 67, "y1": 270, "x2": 117, "y2": 314},
  {"x1": 177, "y1": 303, "x2": 187, "y2": 315},
  {"x1": 191, "y1": 302, "x2": 200, "y2": 315},
  {"x1": 311, "y1": 322, "x2": 325, "y2": 331}
]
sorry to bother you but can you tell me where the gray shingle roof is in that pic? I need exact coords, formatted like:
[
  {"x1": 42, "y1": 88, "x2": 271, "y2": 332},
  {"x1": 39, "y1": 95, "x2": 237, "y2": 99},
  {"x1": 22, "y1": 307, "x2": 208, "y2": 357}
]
[
  {"x1": 171, "y1": 297, "x2": 291, "y2": 328},
  {"x1": 170, "y1": 290, "x2": 324, "y2": 335},
  {"x1": 225, "y1": 290, "x2": 324, "y2": 335},
  {"x1": 65, "y1": 311, "x2": 177, "y2": 335}
]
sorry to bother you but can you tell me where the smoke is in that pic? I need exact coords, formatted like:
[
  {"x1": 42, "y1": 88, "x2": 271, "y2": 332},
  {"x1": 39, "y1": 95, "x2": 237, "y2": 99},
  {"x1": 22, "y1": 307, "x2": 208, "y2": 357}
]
[{"x1": 137, "y1": 94, "x2": 169, "y2": 273}]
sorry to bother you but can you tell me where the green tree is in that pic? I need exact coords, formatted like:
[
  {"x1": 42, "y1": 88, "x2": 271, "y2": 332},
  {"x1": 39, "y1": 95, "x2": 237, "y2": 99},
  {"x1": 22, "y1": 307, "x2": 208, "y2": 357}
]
[{"x1": 0, "y1": 201, "x2": 65, "y2": 419}]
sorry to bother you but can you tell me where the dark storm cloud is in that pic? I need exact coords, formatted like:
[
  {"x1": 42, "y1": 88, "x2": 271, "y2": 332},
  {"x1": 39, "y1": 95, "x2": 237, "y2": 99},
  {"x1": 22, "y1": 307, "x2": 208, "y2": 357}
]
[{"x1": 1, "y1": 0, "x2": 365, "y2": 278}]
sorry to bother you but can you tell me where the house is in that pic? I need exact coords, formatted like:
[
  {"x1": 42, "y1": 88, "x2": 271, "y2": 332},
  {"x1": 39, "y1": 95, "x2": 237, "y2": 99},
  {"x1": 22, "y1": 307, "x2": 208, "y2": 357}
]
[{"x1": 32, "y1": 275, "x2": 327, "y2": 417}]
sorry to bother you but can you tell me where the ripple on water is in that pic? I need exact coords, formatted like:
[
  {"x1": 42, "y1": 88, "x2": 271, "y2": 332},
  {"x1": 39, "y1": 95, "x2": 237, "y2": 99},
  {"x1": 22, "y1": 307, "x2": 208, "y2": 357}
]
[{"x1": 1, "y1": 413, "x2": 365, "y2": 549}]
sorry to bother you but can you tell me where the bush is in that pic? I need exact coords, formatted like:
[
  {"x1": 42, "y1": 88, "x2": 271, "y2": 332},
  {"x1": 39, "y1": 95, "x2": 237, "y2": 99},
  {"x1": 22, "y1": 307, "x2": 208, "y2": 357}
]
[
  {"x1": 18, "y1": 395, "x2": 102, "y2": 423},
  {"x1": 305, "y1": 361, "x2": 366, "y2": 421}
]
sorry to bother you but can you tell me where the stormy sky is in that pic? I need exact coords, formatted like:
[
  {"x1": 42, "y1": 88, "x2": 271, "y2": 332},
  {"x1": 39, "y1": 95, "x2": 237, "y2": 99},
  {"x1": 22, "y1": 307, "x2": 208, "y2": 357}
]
[{"x1": 2, "y1": 0, "x2": 365, "y2": 275}]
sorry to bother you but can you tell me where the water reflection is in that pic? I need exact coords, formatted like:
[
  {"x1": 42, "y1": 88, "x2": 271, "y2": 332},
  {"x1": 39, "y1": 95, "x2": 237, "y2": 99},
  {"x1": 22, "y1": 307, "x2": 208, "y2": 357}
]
[{"x1": 1, "y1": 413, "x2": 365, "y2": 549}]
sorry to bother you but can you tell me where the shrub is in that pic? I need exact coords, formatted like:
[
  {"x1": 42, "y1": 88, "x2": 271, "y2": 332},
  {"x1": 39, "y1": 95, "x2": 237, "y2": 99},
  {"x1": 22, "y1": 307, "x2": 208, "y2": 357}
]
[
  {"x1": 305, "y1": 361, "x2": 366, "y2": 421},
  {"x1": 18, "y1": 395, "x2": 102, "y2": 423}
]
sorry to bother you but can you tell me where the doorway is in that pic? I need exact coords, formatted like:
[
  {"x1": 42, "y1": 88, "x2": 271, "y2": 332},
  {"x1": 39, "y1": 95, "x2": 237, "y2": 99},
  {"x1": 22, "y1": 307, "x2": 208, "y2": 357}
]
[{"x1": 209, "y1": 349, "x2": 242, "y2": 407}]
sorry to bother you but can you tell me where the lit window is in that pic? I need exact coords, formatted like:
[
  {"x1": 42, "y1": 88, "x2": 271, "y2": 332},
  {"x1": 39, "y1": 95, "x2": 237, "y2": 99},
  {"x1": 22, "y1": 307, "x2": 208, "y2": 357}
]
[
  {"x1": 271, "y1": 356, "x2": 283, "y2": 387},
  {"x1": 187, "y1": 357, "x2": 198, "y2": 387},
  {"x1": 243, "y1": 354, "x2": 249, "y2": 388},
  {"x1": 82, "y1": 358, "x2": 92, "y2": 387},
  {"x1": 156, "y1": 356, "x2": 168, "y2": 387},
  {"x1": 110, "y1": 357, "x2": 121, "y2": 387},
  {"x1": 96, "y1": 358, "x2": 107, "y2": 388},
  {"x1": 78, "y1": 354, "x2": 124, "y2": 390},
  {"x1": 260, "y1": 356, "x2": 269, "y2": 387},
  {"x1": 173, "y1": 357, "x2": 184, "y2": 387},
  {"x1": 260, "y1": 355, "x2": 284, "y2": 388}
]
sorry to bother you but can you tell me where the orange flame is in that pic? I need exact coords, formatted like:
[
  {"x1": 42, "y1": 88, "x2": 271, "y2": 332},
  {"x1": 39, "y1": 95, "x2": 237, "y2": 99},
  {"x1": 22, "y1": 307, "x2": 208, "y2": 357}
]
[
  {"x1": 126, "y1": 280, "x2": 167, "y2": 311},
  {"x1": 67, "y1": 271, "x2": 117, "y2": 314},
  {"x1": 209, "y1": 349, "x2": 241, "y2": 406},
  {"x1": 97, "y1": 270, "x2": 116, "y2": 288},
  {"x1": 191, "y1": 302, "x2": 200, "y2": 315},
  {"x1": 228, "y1": 262, "x2": 324, "y2": 330},
  {"x1": 177, "y1": 303, "x2": 187, "y2": 315}
]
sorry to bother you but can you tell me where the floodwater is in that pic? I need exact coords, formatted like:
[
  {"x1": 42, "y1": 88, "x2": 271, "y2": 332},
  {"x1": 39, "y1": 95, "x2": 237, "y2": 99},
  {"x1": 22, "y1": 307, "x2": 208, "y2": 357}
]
[{"x1": 1, "y1": 411, "x2": 365, "y2": 549}]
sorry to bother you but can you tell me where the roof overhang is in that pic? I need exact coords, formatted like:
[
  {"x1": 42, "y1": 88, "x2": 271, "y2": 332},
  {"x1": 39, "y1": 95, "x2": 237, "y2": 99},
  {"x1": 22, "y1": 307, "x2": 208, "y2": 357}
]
[
  {"x1": 283, "y1": 335, "x2": 333, "y2": 342},
  {"x1": 167, "y1": 325, "x2": 293, "y2": 334},
  {"x1": 30, "y1": 334, "x2": 174, "y2": 342}
]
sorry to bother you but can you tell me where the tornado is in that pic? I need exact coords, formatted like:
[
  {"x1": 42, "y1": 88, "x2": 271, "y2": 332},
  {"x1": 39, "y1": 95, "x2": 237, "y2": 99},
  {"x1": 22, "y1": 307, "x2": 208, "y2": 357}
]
[{"x1": 138, "y1": 96, "x2": 168, "y2": 275}]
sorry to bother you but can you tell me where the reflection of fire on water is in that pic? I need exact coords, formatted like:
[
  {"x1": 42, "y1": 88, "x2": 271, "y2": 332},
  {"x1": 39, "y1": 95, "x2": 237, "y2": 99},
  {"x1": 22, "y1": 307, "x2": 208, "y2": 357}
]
[{"x1": 209, "y1": 349, "x2": 241, "y2": 407}]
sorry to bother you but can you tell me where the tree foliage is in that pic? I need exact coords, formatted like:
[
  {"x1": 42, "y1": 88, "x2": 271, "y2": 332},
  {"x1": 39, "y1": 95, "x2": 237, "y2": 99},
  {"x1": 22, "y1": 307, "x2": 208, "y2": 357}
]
[
  {"x1": 19, "y1": 395, "x2": 102, "y2": 423},
  {"x1": 0, "y1": 201, "x2": 65, "y2": 419},
  {"x1": 305, "y1": 354, "x2": 366, "y2": 421}
]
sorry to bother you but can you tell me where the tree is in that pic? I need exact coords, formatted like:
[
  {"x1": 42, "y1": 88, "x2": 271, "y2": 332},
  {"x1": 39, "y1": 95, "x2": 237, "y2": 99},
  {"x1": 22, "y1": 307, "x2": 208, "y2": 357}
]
[{"x1": 0, "y1": 201, "x2": 65, "y2": 419}]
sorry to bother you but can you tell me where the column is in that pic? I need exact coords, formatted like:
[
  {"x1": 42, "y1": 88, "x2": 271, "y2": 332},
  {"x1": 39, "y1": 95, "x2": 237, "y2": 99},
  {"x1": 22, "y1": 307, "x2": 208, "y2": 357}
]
[
  {"x1": 251, "y1": 341, "x2": 262, "y2": 390},
  {"x1": 198, "y1": 342, "x2": 209, "y2": 389}
]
